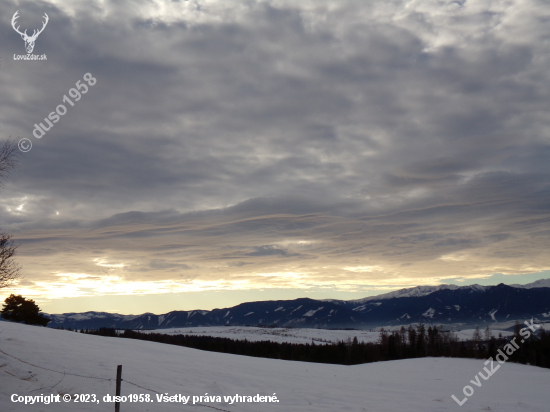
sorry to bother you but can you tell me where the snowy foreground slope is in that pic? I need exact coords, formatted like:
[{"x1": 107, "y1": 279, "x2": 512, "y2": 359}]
[{"x1": 1, "y1": 322, "x2": 549, "y2": 412}]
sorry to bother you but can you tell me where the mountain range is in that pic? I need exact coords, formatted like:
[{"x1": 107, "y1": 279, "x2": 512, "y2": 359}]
[{"x1": 25, "y1": 279, "x2": 550, "y2": 331}]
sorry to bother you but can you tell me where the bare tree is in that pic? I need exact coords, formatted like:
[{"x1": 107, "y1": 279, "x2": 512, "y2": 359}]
[
  {"x1": 0, "y1": 140, "x2": 22, "y2": 288},
  {"x1": 0, "y1": 234, "x2": 21, "y2": 289},
  {"x1": 0, "y1": 139, "x2": 19, "y2": 186}
]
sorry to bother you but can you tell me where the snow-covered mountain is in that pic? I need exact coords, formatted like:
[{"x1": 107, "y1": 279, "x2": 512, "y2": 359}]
[
  {"x1": 342, "y1": 283, "x2": 466, "y2": 303},
  {"x1": 511, "y1": 278, "x2": 550, "y2": 289},
  {"x1": 33, "y1": 279, "x2": 550, "y2": 330},
  {"x1": 340, "y1": 281, "x2": 550, "y2": 303}
]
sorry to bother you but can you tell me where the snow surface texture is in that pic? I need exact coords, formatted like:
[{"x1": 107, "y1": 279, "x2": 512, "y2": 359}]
[{"x1": 1, "y1": 322, "x2": 548, "y2": 412}]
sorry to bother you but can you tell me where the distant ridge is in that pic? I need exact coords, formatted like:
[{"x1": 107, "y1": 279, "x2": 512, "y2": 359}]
[
  {"x1": 5, "y1": 279, "x2": 548, "y2": 331},
  {"x1": 510, "y1": 278, "x2": 550, "y2": 289},
  {"x1": 344, "y1": 278, "x2": 550, "y2": 303},
  {"x1": 343, "y1": 284, "x2": 465, "y2": 303}
]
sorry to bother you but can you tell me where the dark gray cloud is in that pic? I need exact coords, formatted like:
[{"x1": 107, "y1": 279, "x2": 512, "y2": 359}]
[{"x1": 0, "y1": 0, "x2": 549, "y2": 302}]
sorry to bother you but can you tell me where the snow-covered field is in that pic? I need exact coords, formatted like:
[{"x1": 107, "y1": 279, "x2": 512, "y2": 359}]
[
  {"x1": 454, "y1": 329, "x2": 514, "y2": 341},
  {"x1": 1, "y1": 321, "x2": 549, "y2": 412},
  {"x1": 144, "y1": 326, "x2": 514, "y2": 345},
  {"x1": 145, "y1": 326, "x2": 382, "y2": 345}
]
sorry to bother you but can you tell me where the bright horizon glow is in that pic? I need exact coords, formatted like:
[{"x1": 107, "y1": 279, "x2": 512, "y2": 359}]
[{"x1": 2, "y1": 271, "x2": 549, "y2": 315}]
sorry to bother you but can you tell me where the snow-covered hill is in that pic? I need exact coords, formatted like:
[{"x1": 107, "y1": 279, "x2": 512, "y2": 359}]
[{"x1": 1, "y1": 321, "x2": 549, "y2": 411}]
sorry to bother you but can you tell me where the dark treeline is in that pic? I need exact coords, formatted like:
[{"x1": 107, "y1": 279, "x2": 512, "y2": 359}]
[{"x1": 79, "y1": 323, "x2": 550, "y2": 368}]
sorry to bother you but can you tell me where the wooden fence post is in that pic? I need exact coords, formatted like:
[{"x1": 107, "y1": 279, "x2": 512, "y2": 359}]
[{"x1": 115, "y1": 365, "x2": 122, "y2": 412}]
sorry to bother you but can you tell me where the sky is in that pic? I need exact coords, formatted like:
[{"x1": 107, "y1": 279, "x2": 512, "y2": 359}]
[{"x1": 1, "y1": 0, "x2": 550, "y2": 315}]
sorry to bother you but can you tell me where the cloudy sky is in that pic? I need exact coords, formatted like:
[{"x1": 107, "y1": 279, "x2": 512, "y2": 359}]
[{"x1": 1, "y1": 0, "x2": 549, "y2": 315}]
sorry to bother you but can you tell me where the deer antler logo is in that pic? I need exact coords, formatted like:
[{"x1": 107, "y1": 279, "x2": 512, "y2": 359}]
[{"x1": 12, "y1": 10, "x2": 49, "y2": 54}]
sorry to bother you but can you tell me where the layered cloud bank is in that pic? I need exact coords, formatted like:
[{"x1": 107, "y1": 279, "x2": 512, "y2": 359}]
[{"x1": 1, "y1": 0, "x2": 549, "y2": 304}]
